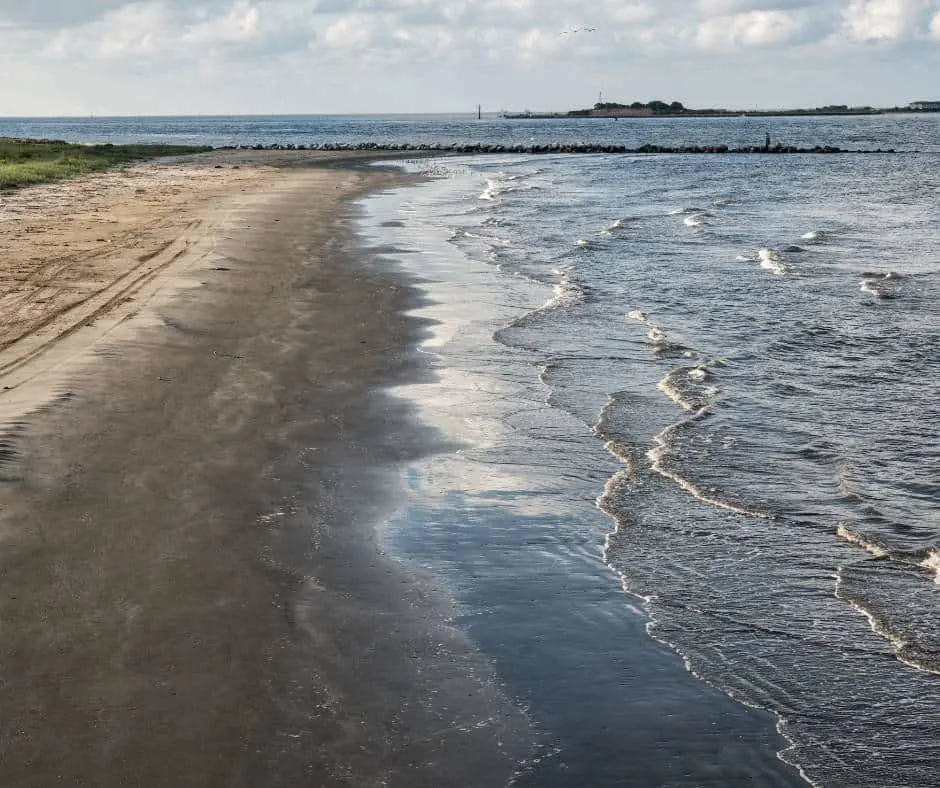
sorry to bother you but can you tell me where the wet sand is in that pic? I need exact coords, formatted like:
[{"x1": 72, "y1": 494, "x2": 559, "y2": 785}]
[{"x1": 0, "y1": 152, "x2": 531, "y2": 786}]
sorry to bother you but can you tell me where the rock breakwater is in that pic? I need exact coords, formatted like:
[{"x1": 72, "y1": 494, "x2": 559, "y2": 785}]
[{"x1": 219, "y1": 142, "x2": 898, "y2": 155}]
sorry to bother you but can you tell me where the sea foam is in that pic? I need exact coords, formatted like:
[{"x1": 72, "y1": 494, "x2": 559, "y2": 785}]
[
  {"x1": 684, "y1": 212, "x2": 711, "y2": 227},
  {"x1": 920, "y1": 548, "x2": 940, "y2": 585},
  {"x1": 836, "y1": 523, "x2": 890, "y2": 557},
  {"x1": 860, "y1": 272, "x2": 902, "y2": 299},
  {"x1": 758, "y1": 248, "x2": 789, "y2": 275}
]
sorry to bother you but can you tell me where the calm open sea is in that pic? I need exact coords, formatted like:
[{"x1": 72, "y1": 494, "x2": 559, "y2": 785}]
[
  {"x1": 6, "y1": 114, "x2": 938, "y2": 786},
  {"x1": 1, "y1": 112, "x2": 938, "y2": 152}
]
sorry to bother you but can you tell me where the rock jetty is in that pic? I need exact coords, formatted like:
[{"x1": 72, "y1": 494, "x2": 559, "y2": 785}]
[{"x1": 219, "y1": 142, "x2": 897, "y2": 155}]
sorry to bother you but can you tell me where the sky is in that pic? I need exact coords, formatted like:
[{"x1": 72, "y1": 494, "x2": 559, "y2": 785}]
[{"x1": 1, "y1": 0, "x2": 939, "y2": 116}]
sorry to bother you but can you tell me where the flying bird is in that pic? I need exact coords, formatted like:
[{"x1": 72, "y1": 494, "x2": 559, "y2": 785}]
[{"x1": 561, "y1": 26, "x2": 597, "y2": 36}]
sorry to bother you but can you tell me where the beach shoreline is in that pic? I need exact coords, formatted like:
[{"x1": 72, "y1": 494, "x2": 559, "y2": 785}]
[
  {"x1": 0, "y1": 148, "x2": 816, "y2": 787},
  {"x1": 358, "y1": 171, "x2": 810, "y2": 788},
  {"x1": 0, "y1": 150, "x2": 532, "y2": 786}
]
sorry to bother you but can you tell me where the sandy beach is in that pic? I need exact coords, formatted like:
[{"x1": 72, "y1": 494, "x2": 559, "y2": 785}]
[{"x1": 0, "y1": 151, "x2": 531, "y2": 786}]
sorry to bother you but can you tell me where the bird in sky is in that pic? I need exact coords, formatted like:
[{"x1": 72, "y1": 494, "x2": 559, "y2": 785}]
[{"x1": 561, "y1": 26, "x2": 597, "y2": 36}]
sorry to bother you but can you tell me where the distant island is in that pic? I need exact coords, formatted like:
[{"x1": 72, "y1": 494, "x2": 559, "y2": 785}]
[{"x1": 501, "y1": 99, "x2": 940, "y2": 120}]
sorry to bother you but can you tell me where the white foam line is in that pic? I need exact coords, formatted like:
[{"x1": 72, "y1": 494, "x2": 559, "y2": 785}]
[
  {"x1": 833, "y1": 565, "x2": 940, "y2": 677},
  {"x1": 835, "y1": 523, "x2": 889, "y2": 557},
  {"x1": 837, "y1": 524, "x2": 940, "y2": 586},
  {"x1": 648, "y1": 413, "x2": 771, "y2": 519},
  {"x1": 590, "y1": 395, "x2": 815, "y2": 786},
  {"x1": 658, "y1": 370, "x2": 698, "y2": 411}
]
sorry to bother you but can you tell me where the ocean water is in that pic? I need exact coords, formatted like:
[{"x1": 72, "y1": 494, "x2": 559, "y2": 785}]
[
  {"x1": 6, "y1": 113, "x2": 938, "y2": 784},
  {"x1": 1, "y1": 112, "x2": 938, "y2": 152},
  {"x1": 357, "y1": 138, "x2": 940, "y2": 785}
]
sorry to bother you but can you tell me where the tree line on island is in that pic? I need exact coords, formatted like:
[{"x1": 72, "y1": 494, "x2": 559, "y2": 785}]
[
  {"x1": 564, "y1": 100, "x2": 917, "y2": 117},
  {"x1": 568, "y1": 100, "x2": 688, "y2": 116}
]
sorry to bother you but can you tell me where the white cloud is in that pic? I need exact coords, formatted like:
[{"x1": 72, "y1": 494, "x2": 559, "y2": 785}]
[
  {"x1": 518, "y1": 27, "x2": 565, "y2": 59},
  {"x1": 0, "y1": 0, "x2": 131, "y2": 28},
  {"x1": 607, "y1": 3, "x2": 656, "y2": 24},
  {"x1": 841, "y1": 0, "x2": 935, "y2": 41},
  {"x1": 13, "y1": 0, "x2": 940, "y2": 65},
  {"x1": 45, "y1": 2, "x2": 172, "y2": 59},
  {"x1": 323, "y1": 14, "x2": 377, "y2": 49},
  {"x1": 182, "y1": 2, "x2": 262, "y2": 45},
  {"x1": 696, "y1": 9, "x2": 805, "y2": 48},
  {"x1": 38, "y1": 1, "x2": 317, "y2": 62},
  {"x1": 2, "y1": 0, "x2": 940, "y2": 114}
]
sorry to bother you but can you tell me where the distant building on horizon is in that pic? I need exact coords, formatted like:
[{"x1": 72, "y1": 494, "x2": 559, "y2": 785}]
[{"x1": 908, "y1": 100, "x2": 940, "y2": 111}]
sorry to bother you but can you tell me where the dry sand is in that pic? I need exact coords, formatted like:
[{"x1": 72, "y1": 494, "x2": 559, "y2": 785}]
[
  {"x1": 0, "y1": 151, "x2": 531, "y2": 786},
  {"x1": 0, "y1": 153, "x2": 276, "y2": 420}
]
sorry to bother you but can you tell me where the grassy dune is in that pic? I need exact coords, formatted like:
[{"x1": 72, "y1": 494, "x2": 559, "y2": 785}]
[{"x1": 0, "y1": 138, "x2": 212, "y2": 189}]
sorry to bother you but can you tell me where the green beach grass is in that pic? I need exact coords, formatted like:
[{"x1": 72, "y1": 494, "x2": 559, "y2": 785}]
[{"x1": 0, "y1": 138, "x2": 212, "y2": 189}]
